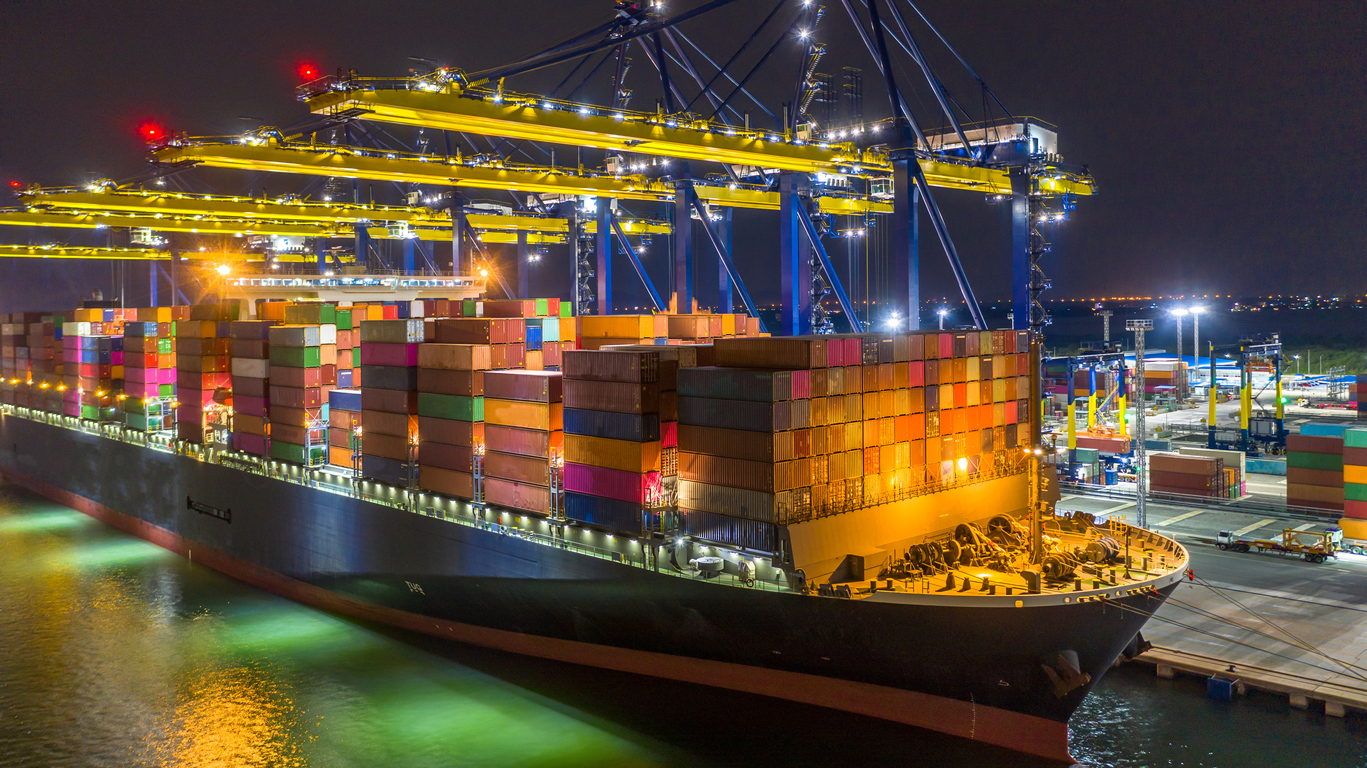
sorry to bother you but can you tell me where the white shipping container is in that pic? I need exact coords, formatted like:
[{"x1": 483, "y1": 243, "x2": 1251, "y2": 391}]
[
  {"x1": 318, "y1": 324, "x2": 337, "y2": 345},
  {"x1": 231, "y1": 357, "x2": 270, "y2": 378}
]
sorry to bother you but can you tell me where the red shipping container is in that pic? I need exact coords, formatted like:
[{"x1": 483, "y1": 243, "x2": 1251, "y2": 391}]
[
  {"x1": 360, "y1": 342, "x2": 420, "y2": 367},
  {"x1": 361, "y1": 387, "x2": 417, "y2": 414},
  {"x1": 417, "y1": 416, "x2": 484, "y2": 448},
  {"x1": 484, "y1": 477, "x2": 551, "y2": 514},
  {"x1": 418, "y1": 441, "x2": 475, "y2": 472},
  {"x1": 661, "y1": 420, "x2": 678, "y2": 449},
  {"x1": 235, "y1": 433, "x2": 268, "y2": 455},
  {"x1": 270, "y1": 365, "x2": 321, "y2": 388},
  {"x1": 484, "y1": 423, "x2": 560, "y2": 458},
  {"x1": 564, "y1": 463, "x2": 661, "y2": 504},
  {"x1": 1287, "y1": 434, "x2": 1344, "y2": 455},
  {"x1": 485, "y1": 450, "x2": 552, "y2": 485},
  {"x1": 419, "y1": 466, "x2": 474, "y2": 499},
  {"x1": 270, "y1": 386, "x2": 322, "y2": 409}
]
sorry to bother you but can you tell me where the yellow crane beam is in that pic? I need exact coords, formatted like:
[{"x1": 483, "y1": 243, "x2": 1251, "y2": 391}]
[
  {"x1": 2, "y1": 204, "x2": 669, "y2": 243},
  {"x1": 154, "y1": 140, "x2": 894, "y2": 214},
  {"x1": 301, "y1": 80, "x2": 1091, "y2": 197},
  {"x1": 0, "y1": 244, "x2": 224, "y2": 260},
  {"x1": 306, "y1": 82, "x2": 884, "y2": 176},
  {"x1": 0, "y1": 209, "x2": 327, "y2": 237},
  {"x1": 18, "y1": 188, "x2": 447, "y2": 225}
]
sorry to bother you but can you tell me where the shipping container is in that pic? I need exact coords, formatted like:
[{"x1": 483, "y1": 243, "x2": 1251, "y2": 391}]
[{"x1": 563, "y1": 408, "x2": 660, "y2": 442}]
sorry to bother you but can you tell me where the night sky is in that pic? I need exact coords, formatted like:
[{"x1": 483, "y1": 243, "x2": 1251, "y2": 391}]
[{"x1": 1, "y1": 0, "x2": 1363, "y2": 314}]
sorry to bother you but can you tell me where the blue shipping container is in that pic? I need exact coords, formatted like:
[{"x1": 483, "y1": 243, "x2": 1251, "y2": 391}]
[
  {"x1": 329, "y1": 388, "x2": 362, "y2": 412},
  {"x1": 683, "y1": 509, "x2": 776, "y2": 551},
  {"x1": 565, "y1": 492, "x2": 647, "y2": 533},
  {"x1": 563, "y1": 408, "x2": 660, "y2": 442},
  {"x1": 525, "y1": 324, "x2": 543, "y2": 351},
  {"x1": 1301, "y1": 422, "x2": 1352, "y2": 438}
]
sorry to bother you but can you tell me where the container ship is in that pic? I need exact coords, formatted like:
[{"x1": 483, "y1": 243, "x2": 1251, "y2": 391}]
[{"x1": 0, "y1": 296, "x2": 1188, "y2": 763}]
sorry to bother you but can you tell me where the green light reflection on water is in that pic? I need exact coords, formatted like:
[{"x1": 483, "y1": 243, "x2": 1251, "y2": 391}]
[
  {"x1": 54, "y1": 537, "x2": 173, "y2": 571},
  {"x1": 0, "y1": 506, "x2": 90, "y2": 534}
]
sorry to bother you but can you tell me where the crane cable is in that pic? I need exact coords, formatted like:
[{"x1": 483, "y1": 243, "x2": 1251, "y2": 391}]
[
  {"x1": 1160, "y1": 591, "x2": 1367, "y2": 681},
  {"x1": 1101, "y1": 594, "x2": 1367, "y2": 684},
  {"x1": 1185, "y1": 574, "x2": 1367, "y2": 684}
]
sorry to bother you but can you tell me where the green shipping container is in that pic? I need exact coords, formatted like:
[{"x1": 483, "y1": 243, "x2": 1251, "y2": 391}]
[
  {"x1": 271, "y1": 440, "x2": 307, "y2": 463},
  {"x1": 80, "y1": 404, "x2": 99, "y2": 420},
  {"x1": 535, "y1": 298, "x2": 548, "y2": 317},
  {"x1": 351, "y1": 347, "x2": 361, "y2": 367},
  {"x1": 1345, "y1": 428, "x2": 1367, "y2": 449},
  {"x1": 157, "y1": 338, "x2": 173, "y2": 354},
  {"x1": 417, "y1": 392, "x2": 484, "y2": 421},
  {"x1": 1345, "y1": 483, "x2": 1367, "y2": 502},
  {"x1": 160, "y1": 383, "x2": 174, "y2": 397},
  {"x1": 462, "y1": 299, "x2": 479, "y2": 317},
  {"x1": 336, "y1": 309, "x2": 353, "y2": 331},
  {"x1": 559, "y1": 301, "x2": 572, "y2": 318},
  {"x1": 1287, "y1": 451, "x2": 1344, "y2": 472},
  {"x1": 269, "y1": 346, "x2": 322, "y2": 368}
]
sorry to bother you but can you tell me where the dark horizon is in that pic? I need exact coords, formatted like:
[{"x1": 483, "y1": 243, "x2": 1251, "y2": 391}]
[{"x1": 1, "y1": 1, "x2": 1363, "y2": 314}]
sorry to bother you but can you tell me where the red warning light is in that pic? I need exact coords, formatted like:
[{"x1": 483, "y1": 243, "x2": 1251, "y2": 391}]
[
  {"x1": 8, "y1": 180, "x2": 21, "y2": 189},
  {"x1": 297, "y1": 63, "x2": 319, "y2": 80},
  {"x1": 139, "y1": 122, "x2": 166, "y2": 141}
]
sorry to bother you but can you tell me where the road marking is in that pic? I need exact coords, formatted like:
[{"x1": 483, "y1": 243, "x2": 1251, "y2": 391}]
[
  {"x1": 1097, "y1": 502, "x2": 1136, "y2": 515},
  {"x1": 1293, "y1": 523, "x2": 1317, "y2": 531},
  {"x1": 1153, "y1": 509, "x2": 1206, "y2": 527},
  {"x1": 1059, "y1": 494, "x2": 1078, "y2": 502},
  {"x1": 1231, "y1": 518, "x2": 1279, "y2": 537}
]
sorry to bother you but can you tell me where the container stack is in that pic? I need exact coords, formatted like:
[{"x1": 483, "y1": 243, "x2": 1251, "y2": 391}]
[
  {"x1": 1342, "y1": 428, "x2": 1367, "y2": 522},
  {"x1": 483, "y1": 370, "x2": 562, "y2": 514},
  {"x1": 335, "y1": 306, "x2": 357, "y2": 388},
  {"x1": 359, "y1": 318, "x2": 424, "y2": 484},
  {"x1": 229, "y1": 320, "x2": 275, "y2": 457},
  {"x1": 1148, "y1": 453, "x2": 1226, "y2": 498},
  {"x1": 674, "y1": 366, "x2": 792, "y2": 550},
  {"x1": 562, "y1": 350, "x2": 664, "y2": 531},
  {"x1": 175, "y1": 305, "x2": 234, "y2": 443},
  {"x1": 267, "y1": 325, "x2": 326, "y2": 466},
  {"x1": 646, "y1": 330, "x2": 1034, "y2": 548},
  {"x1": 123, "y1": 308, "x2": 175, "y2": 431},
  {"x1": 1286, "y1": 425, "x2": 1346, "y2": 512},
  {"x1": 1177, "y1": 446, "x2": 1246, "y2": 498},
  {"x1": 60, "y1": 321, "x2": 102, "y2": 420},
  {"x1": 123, "y1": 320, "x2": 161, "y2": 431},
  {"x1": 415, "y1": 337, "x2": 489, "y2": 500},
  {"x1": 35, "y1": 314, "x2": 65, "y2": 414},
  {"x1": 327, "y1": 388, "x2": 362, "y2": 471},
  {"x1": 1143, "y1": 360, "x2": 1185, "y2": 396},
  {"x1": 96, "y1": 333, "x2": 126, "y2": 423},
  {"x1": 0, "y1": 314, "x2": 30, "y2": 407},
  {"x1": 1356, "y1": 374, "x2": 1367, "y2": 419}
]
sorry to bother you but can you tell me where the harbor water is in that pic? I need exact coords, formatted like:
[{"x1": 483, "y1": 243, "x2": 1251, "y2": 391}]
[{"x1": 1, "y1": 482, "x2": 1362, "y2": 767}]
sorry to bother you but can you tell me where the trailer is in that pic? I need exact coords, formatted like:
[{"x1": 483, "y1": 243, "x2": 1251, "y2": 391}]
[{"x1": 1215, "y1": 528, "x2": 1337, "y2": 564}]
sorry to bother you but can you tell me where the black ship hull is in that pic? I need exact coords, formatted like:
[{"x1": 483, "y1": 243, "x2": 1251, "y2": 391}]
[{"x1": 0, "y1": 412, "x2": 1179, "y2": 763}]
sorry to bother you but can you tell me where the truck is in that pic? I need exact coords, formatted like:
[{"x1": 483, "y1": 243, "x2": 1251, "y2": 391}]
[{"x1": 1215, "y1": 528, "x2": 1338, "y2": 563}]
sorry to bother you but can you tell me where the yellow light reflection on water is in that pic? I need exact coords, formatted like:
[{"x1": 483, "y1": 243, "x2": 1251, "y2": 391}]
[{"x1": 145, "y1": 664, "x2": 307, "y2": 768}]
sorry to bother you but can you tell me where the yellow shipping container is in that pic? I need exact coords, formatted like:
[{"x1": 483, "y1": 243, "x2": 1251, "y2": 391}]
[
  {"x1": 967, "y1": 356, "x2": 980, "y2": 381},
  {"x1": 1343, "y1": 464, "x2": 1367, "y2": 485},
  {"x1": 484, "y1": 398, "x2": 563, "y2": 431},
  {"x1": 966, "y1": 381, "x2": 980, "y2": 406},
  {"x1": 940, "y1": 383, "x2": 954, "y2": 410},
  {"x1": 564, "y1": 433, "x2": 661, "y2": 473},
  {"x1": 993, "y1": 378, "x2": 1006, "y2": 402},
  {"x1": 894, "y1": 441, "x2": 911, "y2": 469},
  {"x1": 579, "y1": 315, "x2": 657, "y2": 339},
  {"x1": 862, "y1": 391, "x2": 880, "y2": 420}
]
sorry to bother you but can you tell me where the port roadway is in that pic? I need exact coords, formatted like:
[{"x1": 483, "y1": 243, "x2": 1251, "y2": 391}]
[{"x1": 1057, "y1": 485, "x2": 1367, "y2": 718}]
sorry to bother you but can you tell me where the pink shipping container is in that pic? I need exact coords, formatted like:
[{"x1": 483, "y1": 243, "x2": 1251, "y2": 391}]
[
  {"x1": 661, "y1": 421, "x2": 678, "y2": 448},
  {"x1": 235, "y1": 395, "x2": 269, "y2": 417},
  {"x1": 360, "y1": 342, "x2": 420, "y2": 367},
  {"x1": 125, "y1": 382, "x2": 161, "y2": 398},
  {"x1": 564, "y1": 462, "x2": 662, "y2": 504},
  {"x1": 235, "y1": 433, "x2": 269, "y2": 455}
]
